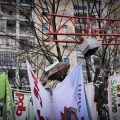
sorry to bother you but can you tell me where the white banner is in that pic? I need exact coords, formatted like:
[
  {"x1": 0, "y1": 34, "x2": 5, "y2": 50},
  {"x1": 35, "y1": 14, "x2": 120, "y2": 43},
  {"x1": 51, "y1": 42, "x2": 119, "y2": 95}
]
[
  {"x1": 26, "y1": 60, "x2": 54, "y2": 120},
  {"x1": 14, "y1": 91, "x2": 30, "y2": 120},
  {"x1": 85, "y1": 82, "x2": 98, "y2": 120},
  {"x1": 108, "y1": 74, "x2": 120, "y2": 120},
  {"x1": 52, "y1": 63, "x2": 89, "y2": 120}
]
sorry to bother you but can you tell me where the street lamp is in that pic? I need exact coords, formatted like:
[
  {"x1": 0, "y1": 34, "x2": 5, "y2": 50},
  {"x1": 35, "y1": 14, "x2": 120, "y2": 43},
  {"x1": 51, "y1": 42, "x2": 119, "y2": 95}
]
[{"x1": 80, "y1": 36, "x2": 101, "y2": 56}]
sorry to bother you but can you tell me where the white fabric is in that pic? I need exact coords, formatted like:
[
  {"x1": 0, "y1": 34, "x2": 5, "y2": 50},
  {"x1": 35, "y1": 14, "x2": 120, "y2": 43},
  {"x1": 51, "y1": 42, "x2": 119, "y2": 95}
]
[
  {"x1": 52, "y1": 63, "x2": 89, "y2": 120},
  {"x1": 108, "y1": 74, "x2": 120, "y2": 120},
  {"x1": 85, "y1": 82, "x2": 98, "y2": 120},
  {"x1": 26, "y1": 60, "x2": 54, "y2": 120}
]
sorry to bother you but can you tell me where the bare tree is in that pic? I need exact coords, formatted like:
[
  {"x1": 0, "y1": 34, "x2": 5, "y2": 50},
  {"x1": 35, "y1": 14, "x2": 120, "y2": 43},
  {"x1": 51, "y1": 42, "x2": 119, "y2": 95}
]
[
  {"x1": 0, "y1": 0, "x2": 120, "y2": 119},
  {"x1": 67, "y1": 1, "x2": 120, "y2": 120},
  {"x1": 0, "y1": 0, "x2": 78, "y2": 89}
]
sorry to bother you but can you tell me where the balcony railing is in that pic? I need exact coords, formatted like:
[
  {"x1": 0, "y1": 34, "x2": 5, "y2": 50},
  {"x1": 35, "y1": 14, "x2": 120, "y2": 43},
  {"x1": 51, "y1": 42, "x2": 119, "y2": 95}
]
[
  {"x1": 1, "y1": 0, "x2": 16, "y2": 5},
  {"x1": 20, "y1": 28, "x2": 33, "y2": 36},
  {"x1": 2, "y1": 12, "x2": 17, "y2": 19},
  {"x1": 0, "y1": 51, "x2": 17, "y2": 66},
  {"x1": 6, "y1": 26, "x2": 16, "y2": 33}
]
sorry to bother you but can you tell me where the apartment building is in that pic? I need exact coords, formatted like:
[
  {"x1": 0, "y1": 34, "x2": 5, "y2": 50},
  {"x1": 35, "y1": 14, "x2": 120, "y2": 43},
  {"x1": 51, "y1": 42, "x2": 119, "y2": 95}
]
[{"x1": 0, "y1": 0, "x2": 36, "y2": 90}]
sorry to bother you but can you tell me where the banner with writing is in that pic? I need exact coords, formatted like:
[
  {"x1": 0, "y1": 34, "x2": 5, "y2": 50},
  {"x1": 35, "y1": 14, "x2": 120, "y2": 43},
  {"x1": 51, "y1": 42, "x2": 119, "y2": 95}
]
[
  {"x1": 2, "y1": 73, "x2": 15, "y2": 120},
  {"x1": 14, "y1": 91, "x2": 30, "y2": 120},
  {"x1": 85, "y1": 82, "x2": 98, "y2": 120},
  {"x1": 26, "y1": 60, "x2": 54, "y2": 120},
  {"x1": 52, "y1": 63, "x2": 89, "y2": 120},
  {"x1": 108, "y1": 74, "x2": 120, "y2": 120}
]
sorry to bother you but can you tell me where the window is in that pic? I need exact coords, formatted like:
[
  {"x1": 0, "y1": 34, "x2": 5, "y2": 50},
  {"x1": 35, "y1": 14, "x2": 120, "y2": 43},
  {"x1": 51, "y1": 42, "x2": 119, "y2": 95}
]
[
  {"x1": 9, "y1": 11, "x2": 12, "y2": 15},
  {"x1": 75, "y1": 26, "x2": 82, "y2": 33},
  {"x1": 19, "y1": 70, "x2": 29, "y2": 87},
  {"x1": 26, "y1": 13, "x2": 31, "y2": 19},
  {"x1": 61, "y1": 0, "x2": 66, "y2": 4},
  {"x1": 83, "y1": 6, "x2": 87, "y2": 10},
  {"x1": 0, "y1": 20, "x2": 6, "y2": 31},
  {"x1": 43, "y1": 23, "x2": 48, "y2": 32},
  {"x1": 61, "y1": 10, "x2": 66, "y2": 20},
  {"x1": 74, "y1": 18, "x2": 80, "y2": 23},
  {"x1": 81, "y1": 19, "x2": 87, "y2": 24},
  {"x1": 21, "y1": 0, "x2": 27, "y2": 3},
  {"x1": 0, "y1": 39, "x2": 2, "y2": 44},
  {"x1": 75, "y1": 44, "x2": 81, "y2": 51},
  {"x1": 78, "y1": 6, "x2": 87, "y2": 11},
  {"x1": 0, "y1": 51, "x2": 17, "y2": 66},
  {"x1": 12, "y1": 39, "x2": 16, "y2": 45},
  {"x1": 74, "y1": 5, "x2": 87, "y2": 16},
  {"x1": 63, "y1": 43, "x2": 68, "y2": 48},
  {"x1": 77, "y1": 57, "x2": 86, "y2": 71},
  {"x1": 19, "y1": 39, "x2": 29, "y2": 50},
  {"x1": 74, "y1": 5, "x2": 87, "y2": 11},
  {"x1": 6, "y1": 39, "x2": 11, "y2": 46},
  {"x1": 61, "y1": 10, "x2": 66, "y2": 16},
  {"x1": 42, "y1": 8, "x2": 48, "y2": 16},
  {"x1": 115, "y1": 58, "x2": 120, "y2": 67},
  {"x1": 43, "y1": 8, "x2": 48, "y2": 12},
  {"x1": 75, "y1": 26, "x2": 82, "y2": 40},
  {"x1": 90, "y1": 3, "x2": 100, "y2": 12},
  {"x1": 75, "y1": 36, "x2": 82, "y2": 40},
  {"x1": 64, "y1": 58, "x2": 69, "y2": 63},
  {"x1": 8, "y1": 69, "x2": 16, "y2": 85},
  {"x1": 7, "y1": 23, "x2": 15, "y2": 33},
  {"x1": 20, "y1": 0, "x2": 32, "y2": 3},
  {"x1": 62, "y1": 25, "x2": 67, "y2": 33},
  {"x1": 3, "y1": 39, "x2": 6, "y2": 44}
]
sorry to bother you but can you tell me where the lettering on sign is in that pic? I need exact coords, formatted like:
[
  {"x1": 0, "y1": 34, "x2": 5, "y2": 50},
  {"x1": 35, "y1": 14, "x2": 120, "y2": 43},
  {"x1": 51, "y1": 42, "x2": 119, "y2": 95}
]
[
  {"x1": 30, "y1": 69, "x2": 44, "y2": 120},
  {"x1": 16, "y1": 93, "x2": 26, "y2": 116},
  {"x1": 111, "y1": 80, "x2": 117, "y2": 113},
  {"x1": 30, "y1": 69, "x2": 43, "y2": 107},
  {"x1": 37, "y1": 110, "x2": 45, "y2": 120},
  {"x1": 77, "y1": 84, "x2": 81, "y2": 112}
]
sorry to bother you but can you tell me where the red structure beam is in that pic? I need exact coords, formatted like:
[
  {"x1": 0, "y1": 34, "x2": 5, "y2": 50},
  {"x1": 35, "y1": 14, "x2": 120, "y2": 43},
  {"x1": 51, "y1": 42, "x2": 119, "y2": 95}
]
[
  {"x1": 47, "y1": 14, "x2": 120, "y2": 36},
  {"x1": 43, "y1": 39, "x2": 120, "y2": 45},
  {"x1": 43, "y1": 14, "x2": 120, "y2": 45},
  {"x1": 47, "y1": 33, "x2": 120, "y2": 36},
  {"x1": 48, "y1": 14, "x2": 120, "y2": 21}
]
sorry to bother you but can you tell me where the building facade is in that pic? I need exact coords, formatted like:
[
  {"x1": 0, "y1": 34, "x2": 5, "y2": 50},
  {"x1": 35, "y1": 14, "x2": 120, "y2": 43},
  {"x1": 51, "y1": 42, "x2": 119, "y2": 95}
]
[{"x1": 0, "y1": 0, "x2": 36, "y2": 90}]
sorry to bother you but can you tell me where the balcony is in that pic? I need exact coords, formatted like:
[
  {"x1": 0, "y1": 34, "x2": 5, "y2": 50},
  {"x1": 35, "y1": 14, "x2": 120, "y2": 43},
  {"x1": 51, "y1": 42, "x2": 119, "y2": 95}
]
[
  {"x1": 19, "y1": 21, "x2": 33, "y2": 36},
  {"x1": 1, "y1": 12, "x2": 16, "y2": 20},
  {"x1": 0, "y1": 0, "x2": 16, "y2": 5},
  {"x1": 20, "y1": 27, "x2": 33, "y2": 36},
  {"x1": 0, "y1": 19, "x2": 16, "y2": 34},
  {"x1": 20, "y1": 0, "x2": 33, "y2": 6},
  {"x1": 0, "y1": 38, "x2": 16, "y2": 50},
  {"x1": 8, "y1": 69, "x2": 16, "y2": 88},
  {"x1": 19, "y1": 14, "x2": 32, "y2": 21},
  {"x1": 6, "y1": 26, "x2": 16, "y2": 34},
  {"x1": 19, "y1": 40, "x2": 28, "y2": 50},
  {"x1": 0, "y1": 51, "x2": 17, "y2": 67}
]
